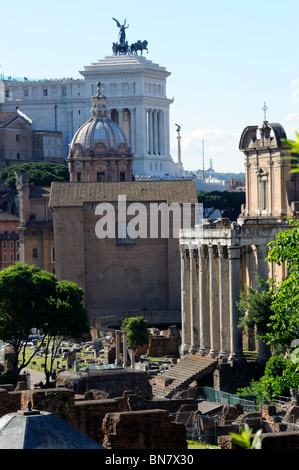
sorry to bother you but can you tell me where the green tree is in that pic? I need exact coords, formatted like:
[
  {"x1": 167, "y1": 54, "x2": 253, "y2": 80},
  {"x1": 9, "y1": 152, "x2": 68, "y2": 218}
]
[
  {"x1": 40, "y1": 280, "x2": 89, "y2": 386},
  {"x1": 262, "y1": 218, "x2": 299, "y2": 351},
  {"x1": 237, "y1": 276, "x2": 275, "y2": 340},
  {"x1": 0, "y1": 263, "x2": 88, "y2": 381},
  {"x1": 0, "y1": 162, "x2": 69, "y2": 189},
  {"x1": 121, "y1": 316, "x2": 149, "y2": 351},
  {"x1": 197, "y1": 190, "x2": 245, "y2": 220},
  {"x1": 282, "y1": 132, "x2": 299, "y2": 173},
  {"x1": 238, "y1": 354, "x2": 296, "y2": 401},
  {"x1": 0, "y1": 263, "x2": 57, "y2": 376}
]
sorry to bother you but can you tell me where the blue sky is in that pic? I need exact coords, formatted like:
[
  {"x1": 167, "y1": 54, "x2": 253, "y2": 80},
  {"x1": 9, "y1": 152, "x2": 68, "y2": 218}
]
[{"x1": 1, "y1": 0, "x2": 299, "y2": 173}]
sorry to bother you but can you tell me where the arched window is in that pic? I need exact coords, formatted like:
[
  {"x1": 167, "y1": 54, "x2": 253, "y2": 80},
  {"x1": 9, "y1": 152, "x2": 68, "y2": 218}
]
[{"x1": 258, "y1": 168, "x2": 268, "y2": 213}]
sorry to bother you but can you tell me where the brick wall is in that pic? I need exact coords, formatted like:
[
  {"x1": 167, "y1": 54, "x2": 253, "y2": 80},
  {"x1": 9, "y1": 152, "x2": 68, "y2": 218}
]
[
  {"x1": 0, "y1": 388, "x2": 187, "y2": 449},
  {"x1": 102, "y1": 410, "x2": 187, "y2": 450},
  {"x1": 0, "y1": 389, "x2": 21, "y2": 417}
]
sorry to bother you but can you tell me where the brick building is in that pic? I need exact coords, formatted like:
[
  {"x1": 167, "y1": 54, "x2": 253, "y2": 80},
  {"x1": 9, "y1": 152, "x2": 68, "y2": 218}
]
[{"x1": 0, "y1": 212, "x2": 20, "y2": 270}]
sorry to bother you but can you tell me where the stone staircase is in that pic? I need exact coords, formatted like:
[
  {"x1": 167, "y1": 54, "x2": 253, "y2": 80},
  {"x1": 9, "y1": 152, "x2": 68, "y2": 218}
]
[{"x1": 151, "y1": 353, "x2": 218, "y2": 399}]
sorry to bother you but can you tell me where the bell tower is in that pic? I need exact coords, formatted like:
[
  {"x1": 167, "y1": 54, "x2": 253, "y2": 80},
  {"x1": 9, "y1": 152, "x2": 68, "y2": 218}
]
[{"x1": 239, "y1": 119, "x2": 299, "y2": 220}]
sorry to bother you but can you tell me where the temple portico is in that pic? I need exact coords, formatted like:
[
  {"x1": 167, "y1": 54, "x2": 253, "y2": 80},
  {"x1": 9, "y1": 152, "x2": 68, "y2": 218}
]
[{"x1": 179, "y1": 215, "x2": 290, "y2": 364}]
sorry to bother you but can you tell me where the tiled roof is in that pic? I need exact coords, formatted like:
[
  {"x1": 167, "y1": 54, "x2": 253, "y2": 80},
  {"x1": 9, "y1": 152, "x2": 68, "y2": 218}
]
[
  {"x1": 49, "y1": 180, "x2": 198, "y2": 208},
  {"x1": 0, "y1": 211, "x2": 19, "y2": 222},
  {"x1": 29, "y1": 186, "x2": 51, "y2": 199}
]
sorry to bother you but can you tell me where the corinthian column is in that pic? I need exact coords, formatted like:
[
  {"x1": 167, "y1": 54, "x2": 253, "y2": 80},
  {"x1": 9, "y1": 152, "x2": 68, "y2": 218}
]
[
  {"x1": 198, "y1": 245, "x2": 207, "y2": 354},
  {"x1": 218, "y1": 246, "x2": 229, "y2": 360},
  {"x1": 189, "y1": 248, "x2": 198, "y2": 353},
  {"x1": 209, "y1": 245, "x2": 217, "y2": 356},
  {"x1": 228, "y1": 246, "x2": 244, "y2": 363},
  {"x1": 180, "y1": 246, "x2": 190, "y2": 355}
]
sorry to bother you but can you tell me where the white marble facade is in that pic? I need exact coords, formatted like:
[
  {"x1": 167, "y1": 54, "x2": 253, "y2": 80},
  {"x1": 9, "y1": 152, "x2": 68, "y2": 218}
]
[{"x1": 0, "y1": 55, "x2": 181, "y2": 178}]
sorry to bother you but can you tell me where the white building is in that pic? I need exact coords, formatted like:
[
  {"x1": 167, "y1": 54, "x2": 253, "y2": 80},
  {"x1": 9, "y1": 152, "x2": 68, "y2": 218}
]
[{"x1": 0, "y1": 55, "x2": 182, "y2": 179}]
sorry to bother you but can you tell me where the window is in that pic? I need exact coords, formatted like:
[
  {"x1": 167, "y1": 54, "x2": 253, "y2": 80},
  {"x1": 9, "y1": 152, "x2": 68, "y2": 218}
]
[
  {"x1": 16, "y1": 153, "x2": 20, "y2": 160},
  {"x1": 3, "y1": 253, "x2": 7, "y2": 262},
  {"x1": 16, "y1": 135, "x2": 20, "y2": 142},
  {"x1": 16, "y1": 253, "x2": 20, "y2": 261},
  {"x1": 10, "y1": 253, "x2": 14, "y2": 262},
  {"x1": 2, "y1": 241, "x2": 7, "y2": 249},
  {"x1": 115, "y1": 222, "x2": 136, "y2": 246},
  {"x1": 10, "y1": 241, "x2": 13, "y2": 249},
  {"x1": 24, "y1": 89, "x2": 29, "y2": 97},
  {"x1": 43, "y1": 88, "x2": 48, "y2": 96},
  {"x1": 120, "y1": 171, "x2": 126, "y2": 182},
  {"x1": 32, "y1": 248, "x2": 38, "y2": 258},
  {"x1": 62, "y1": 87, "x2": 67, "y2": 96},
  {"x1": 51, "y1": 246, "x2": 55, "y2": 263},
  {"x1": 77, "y1": 172, "x2": 82, "y2": 182},
  {"x1": 16, "y1": 241, "x2": 20, "y2": 248},
  {"x1": 5, "y1": 90, "x2": 10, "y2": 98},
  {"x1": 97, "y1": 172, "x2": 105, "y2": 182}
]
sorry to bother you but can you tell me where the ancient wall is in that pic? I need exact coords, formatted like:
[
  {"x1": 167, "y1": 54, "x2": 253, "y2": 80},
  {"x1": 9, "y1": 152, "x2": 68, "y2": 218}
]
[
  {"x1": 55, "y1": 369, "x2": 153, "y2": 400},
  {"x1": 102, "y1": 410, "x2": 187, "y2": 450},
  {"x1": 0, "y1": 388, "x2": 187, "y2": 449}
]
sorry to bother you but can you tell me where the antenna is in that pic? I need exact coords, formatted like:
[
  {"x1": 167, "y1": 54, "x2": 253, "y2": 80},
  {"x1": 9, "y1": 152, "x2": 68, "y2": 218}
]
[{"x1": 202, "y1": 140, "x2": 205, "y2": 179}]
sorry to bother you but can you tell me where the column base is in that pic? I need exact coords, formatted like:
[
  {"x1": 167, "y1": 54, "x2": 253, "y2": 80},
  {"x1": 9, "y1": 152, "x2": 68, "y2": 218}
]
[
  {"x1": 209, "y1": 349, "x2": 218, "y2": 358},
  {"x1": 228, "y1": 352, "x2": 246, "y2": 365}
]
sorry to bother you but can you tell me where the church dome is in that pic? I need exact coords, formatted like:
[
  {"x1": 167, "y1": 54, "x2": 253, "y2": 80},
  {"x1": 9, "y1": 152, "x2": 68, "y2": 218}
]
[
  {"x1": 71, "y1": 118, "x2": 130, "y2": 155},
  {"x1": 67, "y1": 83, "x2": 134, "y2": 183},
  {"x1": 69, "y1": 83, "x2": 132, "y2": 158}
]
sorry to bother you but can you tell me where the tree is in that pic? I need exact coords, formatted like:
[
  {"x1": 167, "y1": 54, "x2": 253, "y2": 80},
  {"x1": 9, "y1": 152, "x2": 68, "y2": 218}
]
[
  {"x1": 0, "y1": 263, "x2": 88, "y2": 381},
  {"x1": 282, "y1": 132, "x2": 299, "y2": 173},
  {"x1": 262, "y1": 218, "x2": 299, "y2": 351},
  {"x1": 197, "y1": 190, "x2": 245, "y2": 220},
  {"x1": 237, "y1": 276, "x2": 275, "y2": 340},
  {"x1": 0, "y1": 162, "x2": 69, "y2": 189},
  {"x1": 40, "y1": 280, "x2": 89, "y2": 386},
  {"x1": 0, "y1": 263, "x2": 57, "y2": 376},
  {"x1": 121, "y1": 316, "x2": 149, "y2": 351}
]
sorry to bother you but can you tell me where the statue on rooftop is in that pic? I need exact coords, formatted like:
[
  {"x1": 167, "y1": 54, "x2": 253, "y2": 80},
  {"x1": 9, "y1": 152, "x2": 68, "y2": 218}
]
[{"x1": 112, "y1": 18, "x2": 129, "y2": 45}]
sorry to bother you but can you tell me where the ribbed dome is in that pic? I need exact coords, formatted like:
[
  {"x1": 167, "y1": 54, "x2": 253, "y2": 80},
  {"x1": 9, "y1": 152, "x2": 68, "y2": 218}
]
[
  {"x1": 69, "y1": 82, "x2": 132, "y2": 157},
  {"x1": 71, "y1": 117, "x2": 130, "y2": 153}
]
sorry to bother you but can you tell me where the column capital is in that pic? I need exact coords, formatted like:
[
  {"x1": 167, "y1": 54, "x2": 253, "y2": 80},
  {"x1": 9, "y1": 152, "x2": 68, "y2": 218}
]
[{"x1": 227, "y1": 246, "x2": 241, "y2": 259}]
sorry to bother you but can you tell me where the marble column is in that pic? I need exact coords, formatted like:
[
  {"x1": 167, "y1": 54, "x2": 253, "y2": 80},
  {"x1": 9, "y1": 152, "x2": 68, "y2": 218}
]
[
  {"x1": 115, "y1": 330, "x2": 121, "y2": 365},
  {"x1": 218, "y1": 246, "x2": 229, "y2": 360},
  {"x1": 130, "y1": 108, "x2": 136, "y2": 154},
  {"x1": 228, "y1": 246, "x2": 244, "y2": 363},
  {"x1": 180, "y1": 246, "x2": 190, "y2": 355},
  {"x1": 122, "y1": 330, "x2": 128, "y2": 367},
  {"x1": 118, "y1": 109, "x2": 124, "y2": 131},
  {"x1": 153, "y1": 110, "x2": 158, "y2": 155},
  {"x1": 198, "y1": 245, "x2": 208, "y2": 354},
  {"x1": 209, "y1": 246, "x2": 217, "y2": 356},
  {"x1": 148, "y1": 109, "x2": 153, "y2": 155},
  {"x1": 189, "y1": 248, "x2": 198, "y2": 353}
]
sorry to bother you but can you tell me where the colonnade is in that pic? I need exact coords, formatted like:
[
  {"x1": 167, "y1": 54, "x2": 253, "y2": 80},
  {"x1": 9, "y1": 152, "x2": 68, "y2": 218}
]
[
  {"x1": 180, "y1": 240, "x2": 270, "y2": 363},
  {"x1": 115, "y1": 330, "x2": 135, "y2": 368},
  {"x1": 110, "y1": 107, "x2": 167, "y2": 159},
  {"x1": 146, "y1": 108, "x2": 165, "y2": 156}
]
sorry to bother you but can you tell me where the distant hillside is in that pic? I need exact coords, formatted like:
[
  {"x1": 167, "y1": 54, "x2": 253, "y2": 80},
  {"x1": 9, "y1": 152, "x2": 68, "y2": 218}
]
[{"x1": 186, "y1": 170, "x2": 245, "y2": 181}]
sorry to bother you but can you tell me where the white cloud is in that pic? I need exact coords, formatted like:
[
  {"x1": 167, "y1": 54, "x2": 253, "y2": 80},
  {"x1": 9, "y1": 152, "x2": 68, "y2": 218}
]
[{"x1": 170, "y1": 127, "x2": 243, "y2": 172}]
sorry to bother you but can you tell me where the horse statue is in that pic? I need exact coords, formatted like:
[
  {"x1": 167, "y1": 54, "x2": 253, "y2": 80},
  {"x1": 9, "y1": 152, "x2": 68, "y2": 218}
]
[
  {"x1": 112, "y1": 41, "x2": 129, "y2": 55},
  {"x1": 130, "y1": 40, "x2": 148, "y2": 55}
]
